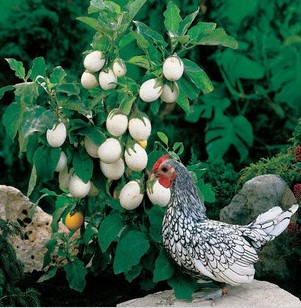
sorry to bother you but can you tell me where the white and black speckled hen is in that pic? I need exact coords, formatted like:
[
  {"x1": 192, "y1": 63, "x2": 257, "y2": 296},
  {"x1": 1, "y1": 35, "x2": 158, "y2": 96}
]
[{"x1": 151, "y1": 154, "x2": 298, "y2": 293}]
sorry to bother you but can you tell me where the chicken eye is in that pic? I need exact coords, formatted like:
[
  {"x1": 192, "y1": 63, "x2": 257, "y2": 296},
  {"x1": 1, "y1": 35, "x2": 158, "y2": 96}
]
[{"x1": 161, "y1": 166, "x2": 168, "y2": 173}]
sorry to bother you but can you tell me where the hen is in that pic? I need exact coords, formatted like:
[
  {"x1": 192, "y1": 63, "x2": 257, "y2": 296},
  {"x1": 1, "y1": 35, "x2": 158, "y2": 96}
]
[{"x1": 151, "y1": 154, "x2": 298, "y2": 292}]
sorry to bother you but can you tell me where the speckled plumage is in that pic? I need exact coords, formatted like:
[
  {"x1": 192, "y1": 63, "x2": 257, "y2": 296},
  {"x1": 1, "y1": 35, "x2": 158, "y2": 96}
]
[{"x1": 154, "y1": 158, "x2": 298, "y2": 286}]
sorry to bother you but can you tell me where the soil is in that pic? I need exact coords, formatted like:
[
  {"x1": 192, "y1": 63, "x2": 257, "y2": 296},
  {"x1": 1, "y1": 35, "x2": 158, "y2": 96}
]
[{"x1": 20, "y1": 270, "x2": 169, "y2": 307}]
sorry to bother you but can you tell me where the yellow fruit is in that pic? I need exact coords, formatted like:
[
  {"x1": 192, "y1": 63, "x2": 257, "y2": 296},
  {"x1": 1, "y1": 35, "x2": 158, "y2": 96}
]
[
  {"x1": 138, "y1": 140, "x2": 147, "y2": 149},
  {"x1": 65, "y1": 211, "x2": 84, "y2": 231}
]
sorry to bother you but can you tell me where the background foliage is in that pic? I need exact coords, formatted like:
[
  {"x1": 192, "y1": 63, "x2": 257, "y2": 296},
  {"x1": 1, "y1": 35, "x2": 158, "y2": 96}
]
[{"x1": 0, "y1": 0, "x2": 300, "y2": 302}]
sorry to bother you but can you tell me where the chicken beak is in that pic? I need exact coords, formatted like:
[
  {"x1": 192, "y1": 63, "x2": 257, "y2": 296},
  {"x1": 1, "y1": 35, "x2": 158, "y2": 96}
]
[{"x1": 149, "y1": 171, "x2": 157, "y2": 181}]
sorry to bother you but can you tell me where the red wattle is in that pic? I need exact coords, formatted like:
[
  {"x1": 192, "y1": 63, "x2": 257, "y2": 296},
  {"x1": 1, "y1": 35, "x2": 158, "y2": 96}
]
[{"x1": 159, "y1": 176, "x2": 171, "y2": 188}]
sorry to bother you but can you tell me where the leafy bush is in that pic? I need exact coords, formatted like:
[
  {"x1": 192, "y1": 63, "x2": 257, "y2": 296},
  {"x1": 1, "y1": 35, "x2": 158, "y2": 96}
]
[
  {"x1": 1, "y1": 0, "x2": 238, "y2": 300},
  {"x1": 0, "y1": 220, "x2": 40, "y2": 306},
  {"x1": 184, "y1": 0, "x2": 301, "y2": 163}
]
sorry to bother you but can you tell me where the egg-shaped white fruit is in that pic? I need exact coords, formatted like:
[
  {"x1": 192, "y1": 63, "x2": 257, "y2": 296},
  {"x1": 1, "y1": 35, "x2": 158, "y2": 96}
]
[
  {"x1": 163, "y1": 56, "x2": 184, "y2": 81},
  {"x1": 98, "y1": 138, "x2": 122, "y2": 164},
  {"x1": 81, "y1": 71, "x2": 99, "y2": 90},
  {"x1": 55, "y1": 151, "x2": 67, "y2": 172},
  {"x1": 139, "y1": 78, "x2": 162, "y2": 102},
  {"x1": 46, "y1": 122, "x2": 67, "y2": 148},
  {"x1": 84, "y1": 137, "x2": 99, "y2": 158},
  {"x1": 124, "y1": 143, "x2": 148, "y2": 172},
  {"x1": 147, "y1": 180, "x2": 171, "y2": 207},
  {"x1": 106, "y1": 109, "x2": 128, "y2": 137},
  {"x1": 112, "y1": 58, "x2": 127, "y2": 77},
  {"x1": 83, "y1": 51, "x2": 105, "y2": 73},
  {"x1": 160, "y1": 83, "x2": 179, "y2": 103},
  {"x1": 100, "y1": 158, "x2": 125, "y2": 180},
  {"x1": 68, "y1": 174, "x2": 91, "y2": 199},
  {"x1": 128, "y1": 116, "x2": 151, "y2": 141},
  {"x1": 99, "y1": 69, "x2": 117, "y2": 90},
  {"x1": 119, "y1": 180, "x2": 144, "y2": 210}
]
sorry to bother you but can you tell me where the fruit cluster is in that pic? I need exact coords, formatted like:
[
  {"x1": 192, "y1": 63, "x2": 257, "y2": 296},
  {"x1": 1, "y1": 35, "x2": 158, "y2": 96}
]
[
  {"x1": 139, "y1": 55, "x2": 184, "y2": 103},
  {"x1": 80, "y1": 51, "x2": 126, "y2": 90}
]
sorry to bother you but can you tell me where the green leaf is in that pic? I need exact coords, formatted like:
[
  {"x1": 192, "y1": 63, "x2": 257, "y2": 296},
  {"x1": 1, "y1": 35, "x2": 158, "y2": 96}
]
[
  {"x1": 2, "y1": 102, "x2": 23, "y2": 141},
  {"x1": 77, "y1": 16, "x2": 100, "y2": 30},
  {"x1": 51, "y1": 197, "x2": 69, "y2": 233},
  {"x1": 124, "y1": 264, "x2": 143, "y2": 282},
  {"x1": 205, "y1": 114, "x2": 253, "y2": 162},
  {"x1": 0, "y1": 85, "x2": 14, "y2": 100},
  {"x1": 168, "y1": 271, "x2": 199, "y2": 300},
  {"x1": 65, "y1": 258, "x2": 88, "y2": 292},
  {"x1": 56, "y1": 83, "x2": 80, "y2": 96},
  {"x1": 113, "y1": 230, "x2": 150, "y2": 274},
  {"x1": 183, "y1": 58, "x2": 214, "y2": 94},
  {"x1": 176, "y1": 86, "x2": 190, "y2": 114},
  {"x1": 50, "y1": 66, "x2": 67, "y2": 84},
  {"x1": 37, "y1": 266, "x2": 58, "y2": 283},
  {"x1": 157, "y1": 131, "x2": 168, "y2": 146},
  {"x1": 21, "y1": 106, "x2": 56, "y2": 138},
  {"x1": 121, "y1": 0, "x2": 147, "y2": 33},
  {"x1": 177, "y1": 75, "x2": 200, "y2": 100},
  {"x1": 43, "y1": 238, "x2": 58, "y2": 268},
  {"x1": 147, "y1": 205, "x2": 165, "y2": 243},
  {"x1": 173, "y1": 142, "x2": 184, "y2": 156},
  {"x1": 73, "y1": 149, "x2": 94, "y2": 183},
  {"x1": 28, "y1": 57, "x2": 46, "y2": 80},
  {"x1": 179, "y1": 8, "x2": 199, "y2": 35},
  {"x1": 188, "y1": 21, "x2": 216, "y2": 43},
  {"x1": 153, "y1": 249, "x2": 174, "y2": 282},
  {"x1": 33, "y1": 146, "x2": 60, "y2": 181},
  {"x1": 5, "y1": 58, "x2": 26, "y2": 80},
  {"x1": 120, "y1": 95, "x2": 136, "y2": 115},
  {"x1": 194, "y1": 28, "x2": 238, "y2": 49},
  {"x1": 15, "y1": 81, "x2": 39, "y2": 104},
  {"x1": 98, "y1": 212, "x2": 124, "y2": 252},
  {"x1": 27, "y1": 165, "x2": 37, "y2": 197},
  {"x1": 127, "y1": 55, "x2": 150, "y2": 70},
  {"x1": 134, "y1": 21, "x2": 168, "y2": 48},
  {"x1": 164, "y1": 1, "x2": 182, "y2": 33}
]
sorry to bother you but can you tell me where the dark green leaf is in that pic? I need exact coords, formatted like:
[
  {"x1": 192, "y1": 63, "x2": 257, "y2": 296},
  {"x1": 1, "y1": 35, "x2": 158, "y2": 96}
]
[
  {"x1": 205, "y1": 114, "x2": 253, "y2": 162},
  {"x1": 33, "y1": 146, "x2": 60, "y2": 181},
  {"x1": 131, "y1": 31, "x2": 150, "y2": 50},
  {"x1": 28, "y1": 57, "x2": 46, "y2": 80},
  {"x1": 27, "y1": 165, "x2": 37, "y2": 197},
  {"x1": 43, "y1": 238, "x2": 58, "y2": 268},
  {"x1": 183, "y1": 58, "x2": 214, "y2": 94},
  {"x1": 124, "y1": 264, "x2": 143, "y2": 282},
  {"x1": 168, "y1": 271, "x2": 198, "y2": 300},
  {"x1": 51, "y1": 197, "x2": 70, "y2": 232},
  {"x1": 73, "y1": 149, "x2": 94, "y2": 183},
  {"x1": 164, "y1": 1, "x2": 182, "y2": 33},
  {"x1": 65, "y1": 258, "x2": 88, "y2": 292},
  {"x1": 98, "y1": 212, "x2": 124, "y2": 252},
  {"x1": 5, "y1": 58, "x2": 26, "y2": 80},
  {"x1": 147, "y1": 205, "x2": 165, "y2": 243},
  {"x1": 153, "y1": 249, "x2": 174, "y2": 282},
  {"x1": 2, "y1": 102, "x2": 23, "y2": 141},
  {"x1": 177, "y1": 75, "x2": 200, "y2": 100},
  {"x1": 113, "y1": 230, "x2": 150, "y2": 274},
  {"x1": 176, "y1": 86, "x2": 190, "y2": 114}
]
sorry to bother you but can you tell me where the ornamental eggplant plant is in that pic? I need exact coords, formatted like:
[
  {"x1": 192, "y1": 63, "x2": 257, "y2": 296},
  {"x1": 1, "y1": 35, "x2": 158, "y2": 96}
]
[{"x1": 0, "y1": 0, "x2": 237, "y2": 300}]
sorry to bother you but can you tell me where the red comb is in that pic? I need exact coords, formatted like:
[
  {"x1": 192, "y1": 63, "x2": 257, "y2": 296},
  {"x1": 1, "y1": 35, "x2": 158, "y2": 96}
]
[{"x1": 152, "y1": 154, "x2": 170, "y2": 172}]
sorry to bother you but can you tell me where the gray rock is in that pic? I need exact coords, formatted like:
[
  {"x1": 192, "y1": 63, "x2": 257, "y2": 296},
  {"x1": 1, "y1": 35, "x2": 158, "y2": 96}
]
[
  {"x1": 117, "y1": 279, "x2": 301, "y2": 307},
  {"x1": 0, "y1": 185, "x2": 76, "y2": 273},
  {"x1": 219, "y1": 174, "x2": 297, "y2": 281}
]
